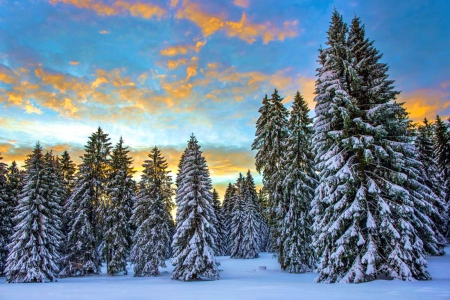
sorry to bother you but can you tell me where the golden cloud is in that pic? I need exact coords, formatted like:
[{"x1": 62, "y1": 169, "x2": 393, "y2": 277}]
[
  {"x1": 175, "y1": 1, "x2": 225, "y2": 37},
  {"x1": 398, "y1": 87, "x2": 450, "y2": 122},
  {"x1": 24, "y1": 100, "x2": 43, "y2": 114},
  {"x1": 50, "y1": 0, "x2": 166, "y2": 19},
  {"x1": 167, "y1": 58, "x2": 188, "y2": 69},
  {"x1": 234, "y1": 0, "x2": 250, "y2": 8},
  {"x1": 99, "y1": 30, "x2": 110, "y2": 34},
  {"x1": 69, "y1": 61, "x2": 79, "y2": 65}
]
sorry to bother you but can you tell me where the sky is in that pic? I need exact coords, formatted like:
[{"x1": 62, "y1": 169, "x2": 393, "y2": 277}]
[{"x1": 0, "y1": 0, "x2": 449, "y2": 197}]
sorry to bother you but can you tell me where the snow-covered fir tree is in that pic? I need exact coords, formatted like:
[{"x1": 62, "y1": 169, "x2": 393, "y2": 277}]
[
  {"x1": 0, "y1": 154, "x2": 9, "y2": 274},
  {"x1": 222, "y1": 182, "x2": 236, "y2": 254},
  {"x1": 229, "y1": 172, "x2": 260, "y2": 259},
  {"x1": 257, "y1": 188, "x2": 270, "y2": 252},
  {"x1": 252, "y1": 90, "x2": 289, "y2": 261},
  {"x1": 57, "y1": 151, "x2": 77, "y2": 271},
  {"x1": 415, "y1": 119, "x2": 447, "y2": 254},
  {"x1": 1, "y1": 161, "x2": 22, "y2": 275},
  {"x1": 242, "y1": 171, "x2": 260, "y2": 258},
  {"x1": 131, "y1": 146, "x2": 173, "y2": 277},
  {"x1": 230, "y1": 174, "x2": 246, "y2": 258},
  {"x1": 312, "y1": 12, "x2": 431, "y2": 283},
  {"x1": 61, "y1": 127, "x2": 111, "y2": 276},
  {"x1": 434, "y1": 116, "x2": 450, "y2": 239},
  {"x1": 280, "y1": 91, "x2": 317, "y2": 273},
  {"x1": 172, "y1": 135, "x2": 219, "y2": 281},
  {"x1": 212, "y1": 189, "x2": 228, "y2": 256},
  {"x1": 5, "y1": 144, "x2": 62, "y2": 283},
  {"x1": 103, "y1": 137, "x2": 135, "y2": 275}
]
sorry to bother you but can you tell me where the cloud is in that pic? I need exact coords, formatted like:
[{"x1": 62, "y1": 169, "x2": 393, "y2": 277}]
[
  {"x1": 99, "y1": 30, "x2": 110, "y2": 34},
  {"x1": 167, "y1": 58, "x2": 188, "y2": 69},
  {"x1": 69, "y1": 61, "x2": 79, "y2": 65},
  {"x1": 234, "y1": 0, "x2": 250, "y2": 8},
  {"x1": 398, "y1": 86, "x2": 450, "y2": 122},
  {"x1": 50, "y1": 0, "x2": 166, "y2": 19},
  {"x1": 225, "y1": 13, "x2": 298, "y2": 44},
  {"x1": 175, "y1": 0, "x2": 298, "y2": 44},
  {"x1": 159, "y1": 41, "x2": 206, "y2": 56}
]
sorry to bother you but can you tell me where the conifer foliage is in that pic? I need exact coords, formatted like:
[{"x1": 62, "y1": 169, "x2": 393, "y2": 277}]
[
  {"x1": 212, "y1": 189, "x2": 228, "y2": 256},
  {"x1": 280, "y1": 92, "x2": 317, "y2": 273},
  {"x1": 131, "y1": 146, "x2": 173, "y2": 277},
  {"x1": 229, "y1": 172, "x2": 261, "y2": 259},
  {"x1": 103, "y1": 137, "x2": 135, "y2": 275},
  {"x1": 312, "y1": 11, "x2": 432, "y2": 282},
  {"x1": 5, "y1": 144, "x2": 62, "y2": 283},
  {"x1": 62, "y1": 127, "x2": 111, "y2": 276},
  {"x1": 172, "y1": 135, "x2": 219, "y2": 281},
  {"x1": 0, "y1": 154, "x2": 9, "y2": 274}
]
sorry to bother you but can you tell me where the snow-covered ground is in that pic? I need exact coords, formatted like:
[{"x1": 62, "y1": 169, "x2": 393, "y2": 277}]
[{"x1": 1, "y1": 248, "x2": 450, "y2": 300}]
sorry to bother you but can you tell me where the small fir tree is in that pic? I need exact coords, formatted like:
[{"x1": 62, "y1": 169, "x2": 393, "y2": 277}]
[{"x1": 212, "y1": 189, "x2": 228, "y2": 256}]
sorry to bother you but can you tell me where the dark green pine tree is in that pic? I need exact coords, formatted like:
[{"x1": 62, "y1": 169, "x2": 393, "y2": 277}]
[
  {"x1": 5, "y1": 144, "x2": 62, "y2": 283},
  {"x1": 172, "y1": 135, "x2": 219, "y2": 281},
  {"x1": 62, "y1": 127, "x2": 111, "y2": 276},
  {"x1": 415, "y1": 119, "x2": 447, "y2": 254},
  {"x1": 434, "y1": 115, "x2": 450, "y2": 238},
  {"x1": 1, "y1": 161, "x2": 22, "y2": 275},
  {"x1": 257, "y1": 188, "x2": 270, "y2": 252},
  {"x1": 230, "y1": 174, "x2": 246, "y2": 258},
  {"x1": 252, "y1": 90, "x2": 289, "y2": 262},
  {"x1": 241, "y1": 171, "x2": 260, "y2": 259},
  {"x1": 104, "y1": 137, "x2": 135, "y2": 275},
  {"x1": 131, "y1": 146, "x2": 173, "y2": 277},
  {"x1": 0, "y1": 154, "x2": 9, "y2": 274},
  {"x1": 280, "y1": 91, "x2": 317, "y2": 273},
  {"x1": 212, "y1": 189, "x2": 228, "y2": 256},
  {"x1": 57, "y1": 151, "x2": 77, "y2": 271},
  {"x1": 312, "y1": 12, "x2": 430, "y2": 283},
  {"x1": 222, "y1": 182, "x2": 236, "y2": 255}
]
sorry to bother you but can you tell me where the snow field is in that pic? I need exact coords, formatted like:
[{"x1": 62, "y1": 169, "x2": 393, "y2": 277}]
[{"x1": 1, "y1": 249, "x2": 450, "y2": 300}]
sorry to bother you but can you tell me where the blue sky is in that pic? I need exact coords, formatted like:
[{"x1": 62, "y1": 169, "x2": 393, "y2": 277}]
[{"x1": 0, "y1": 0, "x2": 449, "y2": 196}]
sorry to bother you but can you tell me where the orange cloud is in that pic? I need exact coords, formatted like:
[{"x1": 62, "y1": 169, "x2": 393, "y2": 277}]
[
  {"x1": 99, "y1": 30, "x2": 110, "y2": 34},
  {"x1": 175, "y1": 0, "x2": 298, "y2": 44},
  {"x1": 69, "y1": 61, "x2": 79, "y2": 65},
  {"x1": 24, "y1": 100, "x2": 42, "y2": 114},
  {"x1": 225, "y1": 13, "x2": 298, "y2": 44},
  {"x1": 175, "y1": 1, "x2": 225, "y2": 37},
  {"x1": 0, "y1": 70, "x2": 17, "y2": 84},
  {"x1": 167, "y1": 58, "x2": 188, "y2": 69},
  {"x1": 398, "y1": 87, "x2": 450, "y2": 122},
  {"x1": 50, "y1": 0, "x2": 166, "y2": 19},
  {"x1": 160, "y1": 45, "x2": 191, "y2": 56},
  {"x1": 234, "y1": 0, "x2": 250, "y2": 8}
]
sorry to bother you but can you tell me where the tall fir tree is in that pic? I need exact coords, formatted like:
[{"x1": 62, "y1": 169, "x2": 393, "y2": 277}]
[
  {"x1": 222, "y1": 182, "x2": 236, "y2": 255},
  {"x1": 415, "y1": 119, "x2": 447, "y2": 254},
  {"x1": 312, "y1": 12, "x2": 431, "y2": 283},
  {"x1": 280, "y1": 91, "x2": 317, "y2": 273},
  {"x1": 252, "y1": 90, "x2": 289, "y2": 262},
  {"x1": 0, "y1": 154, "x2": 9, "y2": 274},
  {"x1": 5, "y1": 144, "x2": 62, "y2": 283},
  {"x1": 172, "y1": 135, "x2": 219, "y2": 281},
  {"x1": 61, "y1": 127, "x2": 111, "y2": 276},
  {"x1": 131, "y1": 146, "x2": 173, "y2": 277},
  {"x1": 242, "y1": 171, "x2": 260, "y2": 259},
  {"x1": 229, "y1": 174, "x2": 246, "y2": 258},
  {"x1": 434, "y1": 115, "x2": 450, "y2": 238},
  {"x1": 1, "y1": 161, "x2": 22, "y2": 275},
  {"x1": 212, "y1": 189, "x2": 228, "y2": 256},
  {"x1": 103, "y1": 137, "x2": 135, "y2": 275},
  {"x1": 257, "y1": 188, "x2": 270, "y2": 252},
  {"x1": 57, "y1": 151, "x2": 77, "y2": 271}
]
